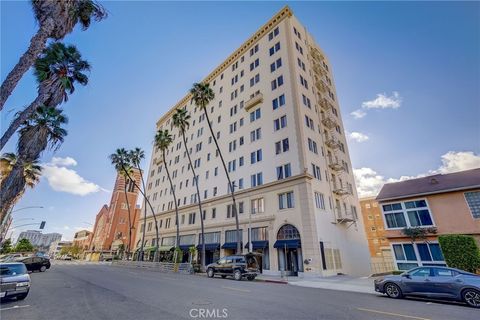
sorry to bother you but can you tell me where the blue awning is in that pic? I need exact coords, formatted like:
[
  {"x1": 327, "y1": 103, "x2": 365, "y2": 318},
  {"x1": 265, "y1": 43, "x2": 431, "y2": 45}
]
[
  {"x1": 179, "y1": 244, "x2": 195, "y2": 251},
  {"x1": 222, "y1": 242, "x2": 243, "y2": 249},
  {"x1": 273, "y1": 239, "x2": 301, "y2": 249},
  {"x1": 197, "y1": 243, "x2": 220, "y2": 250},
  {"x1": 244, "y1": 241, "x2": 269, "y2": 249}
]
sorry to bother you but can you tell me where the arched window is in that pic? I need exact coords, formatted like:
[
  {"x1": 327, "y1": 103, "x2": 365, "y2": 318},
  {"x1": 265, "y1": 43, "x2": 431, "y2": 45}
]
[{"x1": 277, "y1": 224, "x2": 300, "y2": 240}]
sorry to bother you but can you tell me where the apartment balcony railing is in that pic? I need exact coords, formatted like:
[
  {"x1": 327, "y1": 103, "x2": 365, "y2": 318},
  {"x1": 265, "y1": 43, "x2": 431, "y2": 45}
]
[
  {"x1": 310, "y1": 47, "x2": 324, "y2": 62},
  {"x1": 328, "y1": 159, "x2": 344, "y2": 172},
  {"x1": 245, "y1": 91, "x2": 263, "y2": 111},
  {"x1": 319, "y1": 98, "x2": 330, "y2": 110},
  {"x1": 312, "y1": 63, "x2": 325, "y2": 76},
  {"x1": 315, "y1": 80, "x2": 327, "y2": 93},
  {"x1": 335, "y1": 209, "x2": 356, "y2": 223},
  {"x1": 321, "y1": 115, "x2": 336, "y2": 129},
  {"x1": 324, "y1": 136, "x2": 340, "y2": 149},
  {"x1": 332, "y1": 186, "x2": 350, "y2": 196}
]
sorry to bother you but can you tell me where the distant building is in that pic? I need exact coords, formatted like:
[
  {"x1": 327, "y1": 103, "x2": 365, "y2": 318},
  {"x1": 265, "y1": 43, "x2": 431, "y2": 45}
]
[
  {"x1": 359, "y1": 197, "x2": 393, "y2": 273},
  {"x1": 49, "y1": 240, "x2": 73, "y2": 258},
  {"x1": 73, "y1": 230, "x2": 92, "y2": 257},
  {"x1": 85, "y1": 170, "x2": 142, "y2": 261},
  {"x1": 17, "y1": 230, "x2": 62, "y2": 250},
  {"x1": 376, "y1": 168, "x2": 480, "y2": 270}
]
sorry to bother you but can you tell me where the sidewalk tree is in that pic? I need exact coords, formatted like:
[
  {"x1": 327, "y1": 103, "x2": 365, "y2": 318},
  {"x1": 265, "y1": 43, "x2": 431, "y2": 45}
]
[
  {"x1": 173, "y1": 108, "x2": 206, "y2": 270},
  {"x1": 439, "y1": 234, "x2": 480, "y2": 273},
  {"x1": 190, "y1": 82, "x2": 241, "y2": 254},
  {"x1": 1, "y1": 42, "x2": 90, "y2": 151},
  {"x1": 15, "y1": 238, "x2": 34, "y2": 252},
  {"x1": 1, "y1": 238, "x2": 13, "y2": 254},
  {"x1": 130, "y1": 147, "x2": 160, "y2": 262},
  {"x1": 109, "y1": 148, "x2": 135, "y2": 260},
  {"x1": 154, "y1": 129, "x2": 180, "y2": 249},
  {"x1": 0, "y1": 0, "x2": 106, "y2": 111},
  {"x1": 1, "y1": 106, "x2": 66, "y2": 223}
]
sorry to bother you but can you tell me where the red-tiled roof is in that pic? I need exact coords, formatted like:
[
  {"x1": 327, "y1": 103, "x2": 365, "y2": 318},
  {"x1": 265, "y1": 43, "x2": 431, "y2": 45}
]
[{"x1": 376, "y1": 168, "x2": 480, "y2": 201}]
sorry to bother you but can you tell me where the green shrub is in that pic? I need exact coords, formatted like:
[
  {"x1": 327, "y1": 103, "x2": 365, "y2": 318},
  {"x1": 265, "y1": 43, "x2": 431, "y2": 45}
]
[{"x1": 438, "y1": 234, "x2": 480, "y2": 273}]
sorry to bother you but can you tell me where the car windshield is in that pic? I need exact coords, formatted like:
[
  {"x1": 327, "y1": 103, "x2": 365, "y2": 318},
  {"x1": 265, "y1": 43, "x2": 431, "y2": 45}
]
[{"x1": 0, "y1": 264, "x2": 27, "y2": 277}]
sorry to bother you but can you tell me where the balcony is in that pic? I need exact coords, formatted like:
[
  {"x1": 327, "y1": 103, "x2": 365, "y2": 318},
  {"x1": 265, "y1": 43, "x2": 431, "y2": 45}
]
[
  {"x1": 324, "y1": 136, "x2": 340, "y2": 149},
  {"x1": 321, "y1": 115, "x2": 336, "y2": 129},
  {"x1": 315, "y1": 80, "x2": 327, "y2": 93},
  {"x1": 312, "y1": 63, "x2": 324, "y2": 76},
  {"x1": 319, "y1": 98, "x2": 330, "y2": 110},
  {"x1": 310, "y1": 47, "x2": 324, "y2": 61},
  {"x1": 245, "y1": 92, "x2": 263, "y2": 111},
  {"x1": 328, "y1": 160, "x2": 344, "y2": 172},
  {"x1": 332, "y1": 186, "x2": 350, "y2": 196}
]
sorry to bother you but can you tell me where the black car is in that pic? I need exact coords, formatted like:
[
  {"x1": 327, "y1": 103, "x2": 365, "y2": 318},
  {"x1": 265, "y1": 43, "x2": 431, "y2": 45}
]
[
  {"x1": 207, "y1": 254, "x2": 259, "y2": 281},
  {"x1": 16, "y1": 256, "x2": 51, "y2": 272},
  {"x1": 375, "y1": 266, "x2": 480, "y2": 308}
]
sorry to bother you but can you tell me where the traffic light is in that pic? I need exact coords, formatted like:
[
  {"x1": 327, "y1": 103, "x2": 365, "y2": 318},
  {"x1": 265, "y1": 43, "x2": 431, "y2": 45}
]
[{"x1": 39, "y1": 221, "x2": 46, "y2": 229}]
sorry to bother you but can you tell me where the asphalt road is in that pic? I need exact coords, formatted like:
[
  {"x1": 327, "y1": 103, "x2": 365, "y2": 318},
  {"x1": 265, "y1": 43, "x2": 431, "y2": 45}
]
[{"x1": 0, "y1": 263, "x2": 478, "y2": 320}]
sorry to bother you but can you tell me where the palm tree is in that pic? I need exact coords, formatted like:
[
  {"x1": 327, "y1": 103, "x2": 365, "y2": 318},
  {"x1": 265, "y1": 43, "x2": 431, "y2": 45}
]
[
  {"x1": 1, "y1": 42, "x2": 90, "y2": 151},
  {"x1": 190, "y1": 82, "x2": 241, "y2": 254},
  {"x1": 154, "y1": 129, "x2": 180, "y2": 251},
  {"x1": 129, "y1": 147, "x2": 160, "y2": 262},
  {"x1": 173, "y1": 108, "x2": 206, "y2": 269},
  {"x1": 0, "y1": 0, "x2": 106, "y2": 110},
  {"x1": 109, "y1": 148, "x2": 135, "y2": 260},
  {"x1": 0, "y1": 106, "x2": 67, "y2": 222}
]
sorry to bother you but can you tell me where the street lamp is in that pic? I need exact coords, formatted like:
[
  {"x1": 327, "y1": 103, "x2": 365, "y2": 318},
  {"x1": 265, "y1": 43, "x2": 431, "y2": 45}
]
[{"x1": 12, "y1": 206, "x2": 44, "y2": 213}]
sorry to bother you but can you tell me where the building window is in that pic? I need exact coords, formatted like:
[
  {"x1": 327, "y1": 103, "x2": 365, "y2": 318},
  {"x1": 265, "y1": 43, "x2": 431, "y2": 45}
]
[
  {"x1": 251, "y1": 198, "x2": 265, "y2": 214},
  {"x1": 250, "y1": 44, "x2": 259, "y2": 56},
  {"x1": 273, "y1": 115, "x2": 287, "y2": 131},
  {"x1": 270, "y1": 58, "x2": 282, "y2": 72},
  {"x1": 251, "y1": 172, "x2": 263, "y2": 187},
  {"x1": 271, "y1": 75, "x2": 284, "y2": 90},
  {"x1": 314, "y1": 192, "x2": 325, "y2": 209},
  {"x1": 312, "y1": 164, "x2": 321, "y2": 180},
  {"x1": 272, "y1": 94, "x2": 285, "y2": 110},
  {"x1": 382, "y1": 200, "x2": 434, "y2": 229},
  {"x1": 275, "y1": 138, "x2": 289, "y2": 154},
  {"x1": 249, "y1": 73, "x2": 260, "y2": 87},
  {"x1": 212, "y1": 208, "x2": 216, "y2": 219},
  {"x1": 225, "y1": 229, "x2": 243, "y2": 243},
  {"x1": 250, "y1": 108, "x2": 261, "y2": 122},
  {"x1": 276, "y1": 163, "x2": 291, "y2": 180},
  {"x1": 250, "y1": 128, "x2": 261, "y2": 142},
  {"x1": 250, "y1": 149, "x2": 262, "y2": 164},
  {"x1": 188, "y1": 213, "x2": 196, "y2": 225},
  {"x1": 392, "y1": 243, "x2": 445, "y2": 270},
  {"x1": 278, "y1": 191, "x2": 294, "y2": 209},
  {"x1": 268, "y1": 26, "x2": 279, "y2": 41},
  {"x1": 465, "y1": 191, "x2": 480, "y2": 218},
  {"x1": 269, "y1": 42, "x2": 280, "y2": 56},
  {"x1": 249, "y1": 58, "x2": 259, "y2": 71}
]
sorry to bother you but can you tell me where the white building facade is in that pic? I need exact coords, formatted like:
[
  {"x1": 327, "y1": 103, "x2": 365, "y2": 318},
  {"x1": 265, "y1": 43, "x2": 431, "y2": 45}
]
[
  {"x1": 137, "y1": 6, "x2": 370, "y2": 277},
  {"x1": 17, "y1": 230, "x2": 62, "y2": 249}
]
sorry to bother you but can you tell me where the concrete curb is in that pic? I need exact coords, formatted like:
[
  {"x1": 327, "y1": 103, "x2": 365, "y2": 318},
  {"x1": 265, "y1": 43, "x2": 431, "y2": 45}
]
[{"x1": 255, "y1": 278, "x2": 288, "y2": 284}]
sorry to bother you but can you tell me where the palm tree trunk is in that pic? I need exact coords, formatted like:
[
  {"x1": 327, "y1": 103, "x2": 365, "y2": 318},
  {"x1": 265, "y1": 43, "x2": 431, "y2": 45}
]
[
  {"x1": 138, "y1": 199, "x2": 147, "y2": 261},
  {"x1": 181, "y1": 131, "x2": 206, "y2": 269},
  {"x1": 120, "y1": 163, "x2": 161, "y2": 261},
  {"x1": 201, "y1": 108, "x2": 241, "y2": 254},
  {"x1": 0, "y1": 165, "x2": 26, "y2": 224},
  {"x1": 123, "y1": 182, "x2": 132, "y2": 260},
  {"x1": 0, "y1": 19, "x2": 55, "y2": 111},
  {"x1": 162, "y1": 152, "x2": 180, "y2": 250},
  {"x1": 136, "y1": 165, "x2": 160, "y2": 262}
]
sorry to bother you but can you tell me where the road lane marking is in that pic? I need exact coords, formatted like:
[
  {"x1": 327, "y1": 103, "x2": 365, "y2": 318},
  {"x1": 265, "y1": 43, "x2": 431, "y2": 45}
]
[
  {"x1": 0, "y1": 305, "x2": 30, "y2": 311},
  {"x1": 221, "y1": 286, "x2": 251, "y2": 293},
  {"x1": 357, "y1": 308, "x2": 430, "y2": 320}
]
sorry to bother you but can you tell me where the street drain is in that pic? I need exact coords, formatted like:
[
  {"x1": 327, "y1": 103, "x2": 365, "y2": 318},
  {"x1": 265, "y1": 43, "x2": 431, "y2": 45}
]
[{"x1": 192, "y1": 300, "x2": 212, "y2": 306}]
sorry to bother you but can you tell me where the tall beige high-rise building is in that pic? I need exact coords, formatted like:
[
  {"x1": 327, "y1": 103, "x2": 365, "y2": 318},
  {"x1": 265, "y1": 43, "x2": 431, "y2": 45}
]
[{"x1": 137, "y1": 6, "x2": 370, "y2": 276}]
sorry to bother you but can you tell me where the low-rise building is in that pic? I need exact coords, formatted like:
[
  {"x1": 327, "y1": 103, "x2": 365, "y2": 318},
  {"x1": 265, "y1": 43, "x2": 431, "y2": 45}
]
[
  {"x1": 376, "y1": 168, "x2": 480, "y2": 270},
  {"x1": 359, "y1": 197, "x2": 393, "y2": 273},
  {"x1": 49, "y1": 240, "x2": 73, "y2": 258}
]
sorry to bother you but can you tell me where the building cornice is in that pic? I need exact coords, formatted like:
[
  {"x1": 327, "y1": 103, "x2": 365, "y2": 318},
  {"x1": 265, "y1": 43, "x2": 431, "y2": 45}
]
[
  {"x1": 376, "y1": 185, "x2": 480, "y2": 202},
  {"x1": 155, "y1": 5, "x2": 293, "y2": 128}
]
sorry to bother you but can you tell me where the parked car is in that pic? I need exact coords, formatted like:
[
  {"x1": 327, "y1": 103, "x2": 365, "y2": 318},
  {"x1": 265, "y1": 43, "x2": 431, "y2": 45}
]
[
  {"x1": 207, "y1": 253, "x2": 259, "y2": 281},
  {"x1": 0, "y1": 262, "x2": 30, "y2": 300},
  {"x1": 16, "y1": 256, "x2": 51, "y2": 272},
  {"x1": 374, "y1": 266, "x2": 480, "y2": 308}
]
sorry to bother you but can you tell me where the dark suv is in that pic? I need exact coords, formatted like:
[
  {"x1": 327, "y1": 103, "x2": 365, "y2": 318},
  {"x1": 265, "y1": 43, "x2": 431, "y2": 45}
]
[
  {"x1": 207, "y1": 254, "x2": 259, "y2": 281},
  {"x1": 16, "y1": 256, "x2": 51, "y2": 272}
]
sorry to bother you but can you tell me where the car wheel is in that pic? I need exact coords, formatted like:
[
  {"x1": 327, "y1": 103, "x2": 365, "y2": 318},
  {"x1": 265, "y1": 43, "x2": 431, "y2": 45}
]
[
  {"x1": 463, "y1": 289, "x2": 480, "y2": 308},
  {"x1": 384, "y1": 283, "x2": 403, "y2": 299},
  {"x1": 221, "y1": 275, "x2": 227, "y2": 279},
  {"x1": 40, "y1": 266, "x2": 47, "y2": 272},
  {"x1": 233, "y1": 270, "x2": 242, "y2": 281},
  {"x1": 247, "y1": 275, "x2": 255, "y2": 281},
  {"x1": 16, "y1": 292, "x2": 28, "y2": 300},
  {"x1": 207, "y1": 268, "x2": 215, "y2": 278}
]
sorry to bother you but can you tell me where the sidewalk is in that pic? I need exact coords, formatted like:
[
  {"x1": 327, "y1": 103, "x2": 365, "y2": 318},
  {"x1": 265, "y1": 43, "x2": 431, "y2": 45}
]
[{"x1": 288, "y1": 275, "x2": 377, "y2": 294}]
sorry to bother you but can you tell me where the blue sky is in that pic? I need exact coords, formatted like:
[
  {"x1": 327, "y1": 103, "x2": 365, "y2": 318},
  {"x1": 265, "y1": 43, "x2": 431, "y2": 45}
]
[{"x1": 1, "y1": 1, "x2": 479, "y2": 240}]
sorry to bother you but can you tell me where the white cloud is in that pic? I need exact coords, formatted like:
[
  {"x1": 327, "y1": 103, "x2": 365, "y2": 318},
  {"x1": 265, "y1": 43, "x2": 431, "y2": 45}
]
[
  {"x1": 350, "y1": 109, "x2": 367, "y2": 119},
  {"x1": 352, "y1": 91, "x2": 402, "y2": 119},
  {"x1": 349, "y1": 132, "x2": 369, "y2": 143},
  {"x1": 50, "y1": 156, "x2": 77, "y2": 167},
  {"x1": 41, "y1": 157, "x2": 104, "y2": 196},
  {"x1": 362, "y1": 91, "x2": 402, "y2": 109},
  {"x1": 63, "y1": 225, "x2": 70, "y2": 230},
  {"x1": 354, "y1": 151, "x2": 480, "y2": 198}
]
